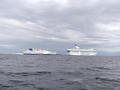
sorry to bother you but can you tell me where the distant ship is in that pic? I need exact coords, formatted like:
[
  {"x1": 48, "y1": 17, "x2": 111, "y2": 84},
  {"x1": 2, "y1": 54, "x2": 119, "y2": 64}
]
[
  {"x1": 67, "y1": 44, "x2": 97, "y2": 56},
  {"x1": 23, "y1": 48, "x2": 56, "y2": 55}
]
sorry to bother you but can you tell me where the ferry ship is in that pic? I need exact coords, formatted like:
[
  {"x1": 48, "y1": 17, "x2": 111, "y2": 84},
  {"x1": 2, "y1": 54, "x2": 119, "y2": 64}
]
[
  {"x1": 67, "y1": 44, "x2": 97, "y2": 56},
  {"x1": 23, "y1": 48, "x2": 56, "y2": 55}
]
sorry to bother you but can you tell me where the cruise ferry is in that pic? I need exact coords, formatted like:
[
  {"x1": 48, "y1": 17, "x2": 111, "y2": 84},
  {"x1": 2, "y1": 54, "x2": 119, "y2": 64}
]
[
  {"x1": 23, "y1": 48, "x2": 56, "y2": 55},
  {"x1": 67, "y1": 44, "x2": 97, "y2": 56}
]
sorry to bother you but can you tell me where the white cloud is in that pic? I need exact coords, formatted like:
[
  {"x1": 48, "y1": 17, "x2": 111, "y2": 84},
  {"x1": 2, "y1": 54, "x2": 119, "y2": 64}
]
[
  {"x1": 100, "y1": 47, "x2": 120, "y2": 52},
  {"x1": 62, "y1": 30, "x2": 86, "y2": 42},
  {"x1": 68, "y1": 0, "x2": 100, "y2": 8},
  {"x1": 0, "y1": 44, "x2": 16, "y2": 49},
  {"x1": 0, "y1": 18, "x2": 24, "y2": 27},
  {"x1": 55, "y1": 0, "x2": 68, "y2": 5},
  {"x1": 94, "y1": 22, "x2": 120, "y2": 49},
  {"x1": 35, "y1": 35, "x2": 69, "y2": 42},
  {"x1": 96, "y1": 22, "x2": 120, "y2": 31}
]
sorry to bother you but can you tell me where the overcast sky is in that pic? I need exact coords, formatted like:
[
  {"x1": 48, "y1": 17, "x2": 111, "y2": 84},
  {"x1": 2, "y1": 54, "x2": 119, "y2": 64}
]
[{"x1": 0, "y1": 0, "x2": 120, "y2": 55}]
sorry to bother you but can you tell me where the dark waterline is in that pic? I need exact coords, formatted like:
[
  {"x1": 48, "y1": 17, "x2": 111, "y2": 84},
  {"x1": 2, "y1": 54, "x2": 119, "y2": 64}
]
[{"x1": 0, "y1": 54, "x2": 120, "y2": 90}]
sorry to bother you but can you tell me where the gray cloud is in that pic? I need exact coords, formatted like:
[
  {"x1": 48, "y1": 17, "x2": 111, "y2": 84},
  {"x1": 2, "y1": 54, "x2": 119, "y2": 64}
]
[{"x1": 0, "y1": 0, "x2": 120, "y2": 55}]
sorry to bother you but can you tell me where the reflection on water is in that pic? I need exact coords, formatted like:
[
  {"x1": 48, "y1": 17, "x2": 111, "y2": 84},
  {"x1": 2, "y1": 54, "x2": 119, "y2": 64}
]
[{"x1": 0, "y1": 54, "x2": 119, "y2": 90}]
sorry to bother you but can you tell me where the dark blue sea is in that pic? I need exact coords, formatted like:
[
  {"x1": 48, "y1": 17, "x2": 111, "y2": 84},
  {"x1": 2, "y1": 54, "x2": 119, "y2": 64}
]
[{"x1": 0, "y1": 54, "x2": 120, "y2": 90}]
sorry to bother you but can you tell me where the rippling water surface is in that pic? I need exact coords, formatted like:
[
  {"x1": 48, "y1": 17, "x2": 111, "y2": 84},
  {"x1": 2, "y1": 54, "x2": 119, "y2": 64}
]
[{"x1": 0, "y1": 54, "x2": 120, "y2": 90}]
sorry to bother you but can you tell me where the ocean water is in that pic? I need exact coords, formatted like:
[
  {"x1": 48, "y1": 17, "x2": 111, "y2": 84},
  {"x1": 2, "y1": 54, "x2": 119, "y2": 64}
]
[{"x1": 0, "y1": 54, "x2": 120, "y2": 90}]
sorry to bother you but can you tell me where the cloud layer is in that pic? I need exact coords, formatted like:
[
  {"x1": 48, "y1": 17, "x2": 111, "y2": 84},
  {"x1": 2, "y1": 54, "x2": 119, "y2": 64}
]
[{"x1": 0, "y1": 0, "x2": 120, "y2": 55}]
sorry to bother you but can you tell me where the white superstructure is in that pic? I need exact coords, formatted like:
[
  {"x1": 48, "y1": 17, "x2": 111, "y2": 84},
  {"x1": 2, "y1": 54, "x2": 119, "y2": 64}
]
[
  {"x1": 67, "y1": 44, "x2": 97, "y2": 56},
  {"x1": 23, "y1": 48, "x2": 56, "y2": 55}
]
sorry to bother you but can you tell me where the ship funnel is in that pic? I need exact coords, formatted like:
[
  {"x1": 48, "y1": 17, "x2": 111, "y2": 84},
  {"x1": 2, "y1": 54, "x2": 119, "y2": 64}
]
[{"x1": 74, "y1": 44, "x2": 80, "y2": 49}]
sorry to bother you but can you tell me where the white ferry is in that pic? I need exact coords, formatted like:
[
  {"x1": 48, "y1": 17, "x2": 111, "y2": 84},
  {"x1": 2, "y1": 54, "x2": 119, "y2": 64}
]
[
  {"x1": 23, "y1": 48, "x2": 56, "y2": 55},
  {"x1": 67, "y1": 44, "x2": 97, "y2": 56}
]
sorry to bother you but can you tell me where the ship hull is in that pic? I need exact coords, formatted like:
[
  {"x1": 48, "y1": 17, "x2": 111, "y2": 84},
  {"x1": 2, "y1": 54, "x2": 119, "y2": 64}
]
[
  {"x1": 24, "y1": 53, "x2": 56, "y2": 55},
  {"x1": 23, "y1": 53, "x2": 56, "y2": 55},
  {"x1": 68, "y1": 53, "x2": 97, "y2": 56}
]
